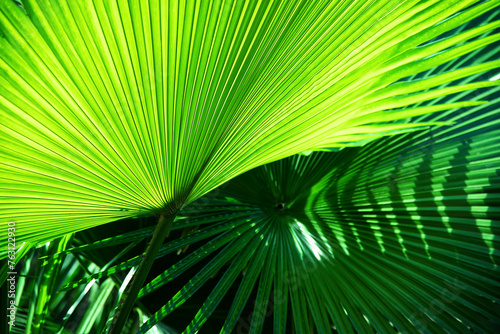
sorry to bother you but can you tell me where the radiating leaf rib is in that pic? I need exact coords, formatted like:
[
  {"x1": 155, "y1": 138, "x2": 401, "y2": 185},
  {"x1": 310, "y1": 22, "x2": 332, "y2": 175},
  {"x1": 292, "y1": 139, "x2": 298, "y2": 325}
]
[
  {"x1": 220, "y1": 229, "x2": 273, "y2": 333},
  {"x1": 137, "y1": 218, "x2": 255, "y2": 298},
  {"x1": 273, "y1": 226, "x2": 289, "y2": 334},
  {"x1": 138, "y1": 222, "x2": 266, "y2": 333},
  {"x1": 183, "y1": 230, "x2": 269, "y2": 334},
  {"x1": 248, "y1": 237, "x2": 278, "y2": 334},
  {"x1": 61, "y1": 215, "x2": 251, "y2": 291}
]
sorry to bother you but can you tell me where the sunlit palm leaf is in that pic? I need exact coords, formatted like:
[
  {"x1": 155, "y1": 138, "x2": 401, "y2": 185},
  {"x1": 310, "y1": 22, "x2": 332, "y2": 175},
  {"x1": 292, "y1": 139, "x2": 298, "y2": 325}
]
[{"x1": 1, "y1": 0, "x2": 500, "y2": 255}]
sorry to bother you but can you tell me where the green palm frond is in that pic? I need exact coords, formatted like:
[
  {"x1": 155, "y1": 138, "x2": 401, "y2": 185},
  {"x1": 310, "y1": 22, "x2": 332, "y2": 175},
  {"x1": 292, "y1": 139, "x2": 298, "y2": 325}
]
[
  {"x1": 2, "y1": 0, "x2": 500, "y2": 255},
  {"x1": 2, "y1": 1, "x2": 500, "y2": 333}
]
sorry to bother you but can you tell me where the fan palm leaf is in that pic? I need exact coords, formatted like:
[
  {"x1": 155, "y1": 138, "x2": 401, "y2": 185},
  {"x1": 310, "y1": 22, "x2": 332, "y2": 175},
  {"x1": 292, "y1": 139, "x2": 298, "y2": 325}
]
[
  {"x1": 1, "y1": 1, "x2": 500, "y2": 332},
  {"x1": 1, "y1": 0, "x2": 500, "y2": 254}
]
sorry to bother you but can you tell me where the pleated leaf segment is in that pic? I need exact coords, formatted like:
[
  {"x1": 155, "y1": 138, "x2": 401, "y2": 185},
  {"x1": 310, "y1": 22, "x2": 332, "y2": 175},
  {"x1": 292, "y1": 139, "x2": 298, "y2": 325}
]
[{"x1": 1, "y1": 0, "x2": 500, "y2": 255}]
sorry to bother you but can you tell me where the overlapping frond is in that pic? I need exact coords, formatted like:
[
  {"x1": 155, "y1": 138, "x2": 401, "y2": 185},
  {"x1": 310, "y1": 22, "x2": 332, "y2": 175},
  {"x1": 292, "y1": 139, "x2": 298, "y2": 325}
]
[{"x1": 1, "y1": 0, "x2": 500, "y2": 255}]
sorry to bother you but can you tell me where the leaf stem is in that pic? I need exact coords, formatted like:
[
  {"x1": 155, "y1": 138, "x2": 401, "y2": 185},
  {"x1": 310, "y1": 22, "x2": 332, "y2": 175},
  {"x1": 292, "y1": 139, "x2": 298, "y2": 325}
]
[{"x1": 108, "y1": 212, "x2": 177, "y2": 334}]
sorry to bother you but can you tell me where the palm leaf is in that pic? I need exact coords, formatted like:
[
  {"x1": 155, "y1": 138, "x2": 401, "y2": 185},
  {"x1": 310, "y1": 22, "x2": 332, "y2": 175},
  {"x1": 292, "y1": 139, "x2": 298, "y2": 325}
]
[{"x1": 1, "y1": 0, "x2": 500, "y2": 254}]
